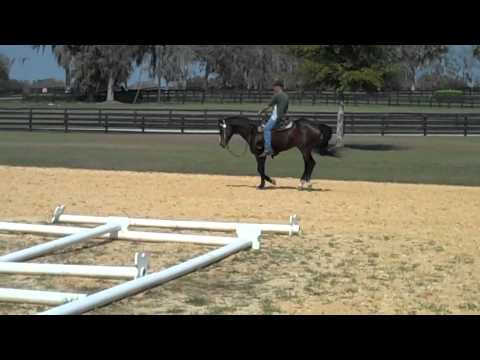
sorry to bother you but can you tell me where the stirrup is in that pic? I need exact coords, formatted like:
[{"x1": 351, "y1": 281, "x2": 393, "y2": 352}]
[{"x1": 259, "y1": 149, "x2": 273, "y2": 158}]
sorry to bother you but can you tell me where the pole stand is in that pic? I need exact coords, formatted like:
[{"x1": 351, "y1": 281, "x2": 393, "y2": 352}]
[
  {"x1": 289, "y1": 214, "x2": 301, "y2": 236},
  {"x1": 107, "y1": 217, "x2": 130, "y2": 239},
  {"x1": 236, "y1": 225, "x2": 262, "y2": 250},
  {"x1": 51, "y1": 205, "x2": 66, "y2": 224},
  {"x1": 134, "y1": 252, "x2": 150, "y2": 278}
]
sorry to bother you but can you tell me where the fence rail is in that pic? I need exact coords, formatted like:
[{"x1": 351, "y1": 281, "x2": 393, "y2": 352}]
[
  {"x1": 21, "y1": 88, "x2": 480, "y2": 108},
  {"x1": 1, "y1": 108, "x2": 480, "y2": 136}
]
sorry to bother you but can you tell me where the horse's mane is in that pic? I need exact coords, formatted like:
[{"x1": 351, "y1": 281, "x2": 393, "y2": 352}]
[{"x1": 223, "y1": 116, "x2": 259, "y2": 128}]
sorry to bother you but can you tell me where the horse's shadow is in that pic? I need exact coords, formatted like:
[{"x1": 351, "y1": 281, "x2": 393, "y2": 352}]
[
  {"x1": 227, "y1": 184, "x2": 331, "y2": 192},
  {"x1": 344, "y1": 144, "x2": 408, "y2": 152}
]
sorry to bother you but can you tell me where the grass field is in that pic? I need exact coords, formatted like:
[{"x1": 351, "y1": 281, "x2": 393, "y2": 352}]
[
  {"x1": 2, "y1": 100, "x2": 480, "y2": 113},
  {"x1": 0, "y1": 131, "x2": 479, "y2": 187}
]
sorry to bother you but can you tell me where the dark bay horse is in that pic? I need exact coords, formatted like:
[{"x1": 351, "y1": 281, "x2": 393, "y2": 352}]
[{"x1": 218, "y1": 116, "x2": 338, "y2": 190}]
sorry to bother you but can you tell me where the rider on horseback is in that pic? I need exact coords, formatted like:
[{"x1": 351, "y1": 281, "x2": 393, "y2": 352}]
[{"x1": 258, "y1": 80, "x2": 289, "y2": 158}]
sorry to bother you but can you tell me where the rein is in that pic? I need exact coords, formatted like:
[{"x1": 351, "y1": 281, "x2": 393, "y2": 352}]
[{"x1": 226, "y1": 141, "x2": 249, "y2": 158}]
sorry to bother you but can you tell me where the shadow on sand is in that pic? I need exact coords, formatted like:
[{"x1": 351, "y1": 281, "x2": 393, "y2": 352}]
[{"x1": 227, "y1": 184, "x2": 331, "y2": 192}]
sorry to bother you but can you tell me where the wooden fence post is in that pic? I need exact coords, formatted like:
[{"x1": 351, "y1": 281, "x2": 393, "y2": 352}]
[
  {"x1": 64, "y1": 109, "x2": 69, "y2": 133},
  {"x1": 464, "y1": 116, "x2": 468, "y2": 136},
  {"x1": 29, "y1": 109, "x2": 33, "y2": 131},
  {"x1": 423, "y1": 115, "x2": 427, "y2": 136},
  {"x1": 105, "y1": 114, "x2": 109, "y2": 133}
]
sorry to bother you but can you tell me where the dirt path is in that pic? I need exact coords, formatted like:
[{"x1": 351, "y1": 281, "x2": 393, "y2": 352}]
[{"x1": 1, "y1": 166, "x2": 479, "y2": 315}]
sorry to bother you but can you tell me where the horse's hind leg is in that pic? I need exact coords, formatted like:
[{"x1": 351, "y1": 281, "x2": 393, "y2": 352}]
[
  {"x1": 305, "y1": 151, "x2": 316, "y2": 184},
  {"x1": 299, "y1": 149, "x2": 316, "y2": 190},
  {"x1": 298, "y1": 148, "x2": 308, "y2": 189}
]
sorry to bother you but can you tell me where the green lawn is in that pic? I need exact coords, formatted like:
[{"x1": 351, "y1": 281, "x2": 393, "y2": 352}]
[
  {"x1": 1, "y1": 100, "x2": 480, "y2": 113},
  {"x1": 1, "y1": 131, "x2": 479, "y2": 187}
]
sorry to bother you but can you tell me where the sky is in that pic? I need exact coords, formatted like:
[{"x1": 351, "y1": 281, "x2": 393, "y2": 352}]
[{"x1": 1, "y1": 45, "x2": 480, "y2": 86}]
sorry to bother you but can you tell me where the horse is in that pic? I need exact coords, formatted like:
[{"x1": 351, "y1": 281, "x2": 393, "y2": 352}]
[{"x1": 218, "y1": 116, "x2": 338, "y2": 190}]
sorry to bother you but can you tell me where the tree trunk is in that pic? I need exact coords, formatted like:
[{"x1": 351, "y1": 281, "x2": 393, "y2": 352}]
[
  {"x1": 107, "y1": 73, "x2": 115, "y2": 102},
  {"x1": 64, "y1": 65, "x2": 71, "y2": 89},
  {"x1": 203, "y1": 62, "x2": 210, "y2": 90},
  {"x1": 336, "y1": 99, "x2": 345, "y2": 148},
  {"x1": 410, "y1": 65, "x2": 417, "y2": 92},
  {"x1": 157, "y1": 73, "x2": 162, "y2": 103}
]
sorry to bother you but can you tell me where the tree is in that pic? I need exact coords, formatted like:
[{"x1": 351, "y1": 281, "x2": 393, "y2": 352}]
[
  {"x1": 33, "y1": 45, "x2": 151, "y2": 102},
  {"x1": 0, "y1": 53, "x2": 12, "y2": 80},
  {"x1": 191, "y1": 45, "x2": 217, "y2": 90},
  {"x1": 146, "y1": 45, "x2": 195, "y2": 101},
  {"x1": 474, "y1": 45, "x2": 480, "y2": 58},
  {"x1": 69, "y1": 45, "x2": 150, "y2": 102},
  {"x1": 288, "y1": 45, "x2": 398, "y2": 93},
  {"x1": 396, "y1": 45, "x2": 448, "y2": 91},
  {"x1": 190, "y1": 45, "x2": 299, "y2": 90}
]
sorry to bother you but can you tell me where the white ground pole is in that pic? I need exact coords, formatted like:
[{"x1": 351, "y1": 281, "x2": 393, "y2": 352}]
[
  {"x1": 0, "y1": 222, "x2": 124, "y2": 262},
  {"x1": 40, "y1": 225, "x2": 261, "y2": 315},
  {"x1": 51, "y1": 205, "x2": 301, "y2": 236},
  {"x1": 0, "y1": 252, "x2": 150, "y2": 280},
  {"x1": 0, "y1": 222, "x2": 240, "y2": 247},
  {"x1": 0, "y1": 288, "x2": 87, "y2": 306}
]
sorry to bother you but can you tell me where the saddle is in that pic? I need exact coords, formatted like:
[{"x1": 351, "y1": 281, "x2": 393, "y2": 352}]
[{"x1": 257, "y1": 120, "x2": 294, "y2": 133}]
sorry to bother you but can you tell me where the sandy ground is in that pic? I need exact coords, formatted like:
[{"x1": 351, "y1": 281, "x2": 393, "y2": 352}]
[{"x1": 0, "y1": 165, "x2": 479, "y2": 315}]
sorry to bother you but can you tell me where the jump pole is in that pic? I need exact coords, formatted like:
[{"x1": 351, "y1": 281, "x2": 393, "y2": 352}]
[
  {"x1": 0, "y1": 222, "x2": 123, "y2": 262},
  {"x1": 51, "y1": 205, "x2": 301, "y2": 236},
  {"x1": 0, "y1": 288, "x2": 87, "y2": 306},
  {"x1": 0, "y1": 222, "x2": 239, "y2": 247},
  {"x1": 0, "y1": 253, "x2": 149, "y2": 280},
  {"x1": 40, "y1": 225, "x2": 262, "y2": 315}
]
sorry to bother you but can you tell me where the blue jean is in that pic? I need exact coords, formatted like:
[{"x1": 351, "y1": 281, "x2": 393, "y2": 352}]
[{"x1": 263, "y1": 115, "x2": 277, "y2": 152}]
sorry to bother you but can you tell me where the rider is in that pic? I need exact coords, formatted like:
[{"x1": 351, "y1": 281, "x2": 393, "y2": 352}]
[{"x1": 258, "y1": 80, "x2": 289, "y2": 158}]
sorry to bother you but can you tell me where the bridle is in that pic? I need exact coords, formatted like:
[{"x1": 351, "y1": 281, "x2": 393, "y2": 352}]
[{"x1": 220, "y1": 120, "x2": 249, "y2": 158}]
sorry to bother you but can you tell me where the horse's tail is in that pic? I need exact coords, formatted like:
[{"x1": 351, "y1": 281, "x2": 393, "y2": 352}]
[{"x1": 313, "y1": 123, "x2": 340, "y2": 158}]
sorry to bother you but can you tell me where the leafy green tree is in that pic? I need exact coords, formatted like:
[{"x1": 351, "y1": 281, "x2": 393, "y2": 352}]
[{"x1": 288, "y1": 45, "x2": 398, "y2": 93}]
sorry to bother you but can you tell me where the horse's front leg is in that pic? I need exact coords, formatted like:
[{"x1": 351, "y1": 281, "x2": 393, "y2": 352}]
[{"x1": 256, "y1": 156, "x2": 267, "y2": 189}]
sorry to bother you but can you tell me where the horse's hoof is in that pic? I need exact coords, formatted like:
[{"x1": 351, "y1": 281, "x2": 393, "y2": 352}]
[
  {"x1": 271, "y1": 179, "x2": 277, "y2": 186},
  {"x1": 305, "y1": 182, "x2": 313, "y2": 189},
  {"x1": 257, "y1": 185, "x2": 266, "y2": 190}
]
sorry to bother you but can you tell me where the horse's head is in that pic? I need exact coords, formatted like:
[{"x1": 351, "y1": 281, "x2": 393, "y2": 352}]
[{"x1": 218, "y1": 118, "x2": 234, "y2": 148}]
